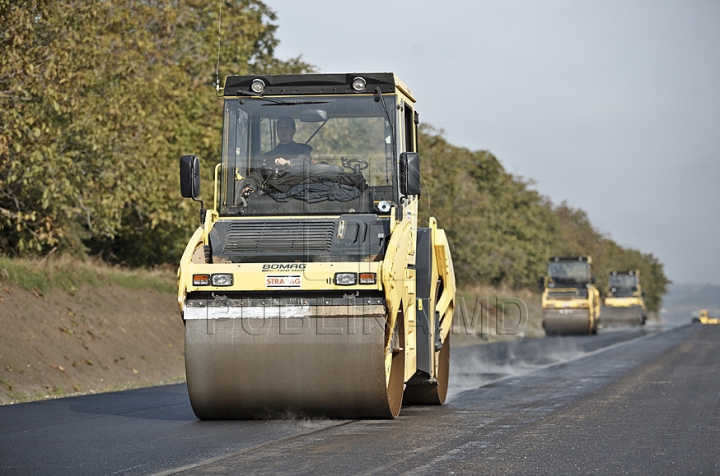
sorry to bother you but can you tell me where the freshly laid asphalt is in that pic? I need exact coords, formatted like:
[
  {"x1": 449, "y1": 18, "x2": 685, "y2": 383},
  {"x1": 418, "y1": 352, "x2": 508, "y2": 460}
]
[{"x1": 1, "y1": 323, "x2": 718, "y2": 475}]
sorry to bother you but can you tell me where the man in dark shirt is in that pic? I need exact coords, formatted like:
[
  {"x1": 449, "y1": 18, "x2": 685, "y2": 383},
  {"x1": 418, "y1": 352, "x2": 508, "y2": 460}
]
[
  {"x1": 262, "y1": 116, "x2": 312, "y2": 165},
  {"x1": 242, "y1": 116, "x2": 312, "y2": 195}
]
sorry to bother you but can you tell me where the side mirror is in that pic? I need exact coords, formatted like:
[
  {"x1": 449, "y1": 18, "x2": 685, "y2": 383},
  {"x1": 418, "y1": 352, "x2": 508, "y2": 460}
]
[
  {"x1": 538, "y1": 276, "x2": 546, "y2": 291},
  {"x1": 642, "y1": 290, "x2": 646, "y2": 297},
  {"x1": 180, "y1": 155, "x2": 201, "y2": 199},
  {"x1": 399, "y1": 152, "x2": 421, "y2": 196},
  {"x1": 591, "y1": 275, "x2": 596, "y2": 284}
]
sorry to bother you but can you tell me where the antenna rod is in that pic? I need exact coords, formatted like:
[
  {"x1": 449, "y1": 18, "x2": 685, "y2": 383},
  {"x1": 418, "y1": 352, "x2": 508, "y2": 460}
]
[{"x1": 215, "y1": 1, "x2": 222, "y2": 91}]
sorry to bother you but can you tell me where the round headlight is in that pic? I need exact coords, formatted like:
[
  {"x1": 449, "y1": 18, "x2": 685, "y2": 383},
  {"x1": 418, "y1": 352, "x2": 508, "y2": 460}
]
[
  {"x1": 351, "y1": 76, "x2": 366, "y2": 92},
  {"x1": 250, "y1": 79, "x2": 265, "y2": 94}
]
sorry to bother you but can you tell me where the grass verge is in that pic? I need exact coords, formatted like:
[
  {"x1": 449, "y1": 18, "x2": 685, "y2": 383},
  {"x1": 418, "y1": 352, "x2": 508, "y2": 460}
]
[{"x1": 0, "y1": 255, "x2": 176, "y2": 294}]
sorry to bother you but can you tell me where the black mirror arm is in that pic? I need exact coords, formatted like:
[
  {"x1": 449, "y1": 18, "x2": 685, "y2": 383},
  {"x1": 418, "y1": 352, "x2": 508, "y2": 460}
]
[{"x1": 193, "y1": 196, "x2": 205, "y2": 225}]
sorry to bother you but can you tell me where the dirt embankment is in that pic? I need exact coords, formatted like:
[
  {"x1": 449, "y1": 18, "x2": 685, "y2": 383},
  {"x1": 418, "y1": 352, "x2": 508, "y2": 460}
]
[{"x1": 0, "y1": 284, "x2": 185, "y2": 405}]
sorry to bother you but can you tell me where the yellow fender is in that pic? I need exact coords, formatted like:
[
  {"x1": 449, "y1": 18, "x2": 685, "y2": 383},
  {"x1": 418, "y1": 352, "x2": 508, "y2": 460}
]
[
  {"x1": 381, "y1": 218, "x2": 415, "y2": 355},
  {"x1": 177, "y1": 226, "x2": 204, "y2": 311},
  {"x1": 429, "y1": 217, "x2": 456, "y2": 342}
]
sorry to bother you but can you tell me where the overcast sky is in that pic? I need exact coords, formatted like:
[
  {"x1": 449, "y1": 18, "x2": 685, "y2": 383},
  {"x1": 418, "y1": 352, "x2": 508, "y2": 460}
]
[{"x1": 265, "y1": 0, "x2": 720, "y2": 285}]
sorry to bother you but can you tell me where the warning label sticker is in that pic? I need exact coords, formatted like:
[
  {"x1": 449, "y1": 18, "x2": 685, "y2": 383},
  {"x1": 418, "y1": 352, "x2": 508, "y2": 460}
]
[{"x1": 265, "y1": 274, "x2": 302, "y2": 288}]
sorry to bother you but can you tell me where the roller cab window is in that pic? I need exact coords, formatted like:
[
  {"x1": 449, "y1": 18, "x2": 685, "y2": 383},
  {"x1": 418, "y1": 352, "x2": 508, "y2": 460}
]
[
  {"x1": 608, "y1": 273, "x2": 639, "y2": 296},
  {"x1": 608, "y1": 274, "x2": 637, "y2": 288},
  {"x1": 220, "y1": 95, "x2": 397, "y2": 217},
  {"x1": 548, "y1": 262, "x2": 590, "y2": 286}
]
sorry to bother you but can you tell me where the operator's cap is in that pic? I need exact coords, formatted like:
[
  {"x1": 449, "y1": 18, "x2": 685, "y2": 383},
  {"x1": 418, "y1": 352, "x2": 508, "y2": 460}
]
[{"x1": 277, "y1": 116, "x2": 296, "y2": 130}]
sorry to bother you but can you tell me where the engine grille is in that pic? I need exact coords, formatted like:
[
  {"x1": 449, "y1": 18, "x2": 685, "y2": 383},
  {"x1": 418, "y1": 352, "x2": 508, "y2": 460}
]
[{"x1": 222, "y1": 220, "x2": 336, "y2": 254}]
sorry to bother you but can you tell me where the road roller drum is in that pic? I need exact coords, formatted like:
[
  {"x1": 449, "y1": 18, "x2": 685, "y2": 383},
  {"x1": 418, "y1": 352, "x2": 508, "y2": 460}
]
[
  {"x1": 543, "y1": 309, "x2": 595, "y2": 336},
  {"x1": 184, "y1": 311, "x2": 404, "y2": 419}
]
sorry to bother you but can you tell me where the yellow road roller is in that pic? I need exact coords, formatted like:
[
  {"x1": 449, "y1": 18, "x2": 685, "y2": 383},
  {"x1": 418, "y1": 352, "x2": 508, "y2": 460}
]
[
  {"x1": 541, "y1": 256, "x2": 600, "y2": 335},
  {"x1": 602, "y1": 270, "x2": 646, "y2": 327},
  {"x1": 177, "y1": 73, "x2": 455, "y2": 419},
  {"x1": 694, "y1": 309, "x2": 720, "y2": 325}
]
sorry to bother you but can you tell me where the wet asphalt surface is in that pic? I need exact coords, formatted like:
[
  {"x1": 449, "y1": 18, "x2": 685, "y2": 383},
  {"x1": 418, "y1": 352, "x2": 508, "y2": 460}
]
[{"x1": 1, "y1": 322, "x2": 719, "y2": 475}]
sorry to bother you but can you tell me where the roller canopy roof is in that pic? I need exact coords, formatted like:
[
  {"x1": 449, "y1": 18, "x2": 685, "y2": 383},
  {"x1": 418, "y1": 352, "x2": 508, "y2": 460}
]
[{"x1": 223, "y1": 72, "x2": 414, "y2": 100}]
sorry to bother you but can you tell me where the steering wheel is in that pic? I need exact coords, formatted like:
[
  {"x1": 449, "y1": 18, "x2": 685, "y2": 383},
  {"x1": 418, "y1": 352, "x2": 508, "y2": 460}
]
[
  {"x1": 260, "y1": 163, "x2": 287, "y2": 179},
  {"x1": 342, "y1": 157, "x2": 369, "y2": 173}
]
